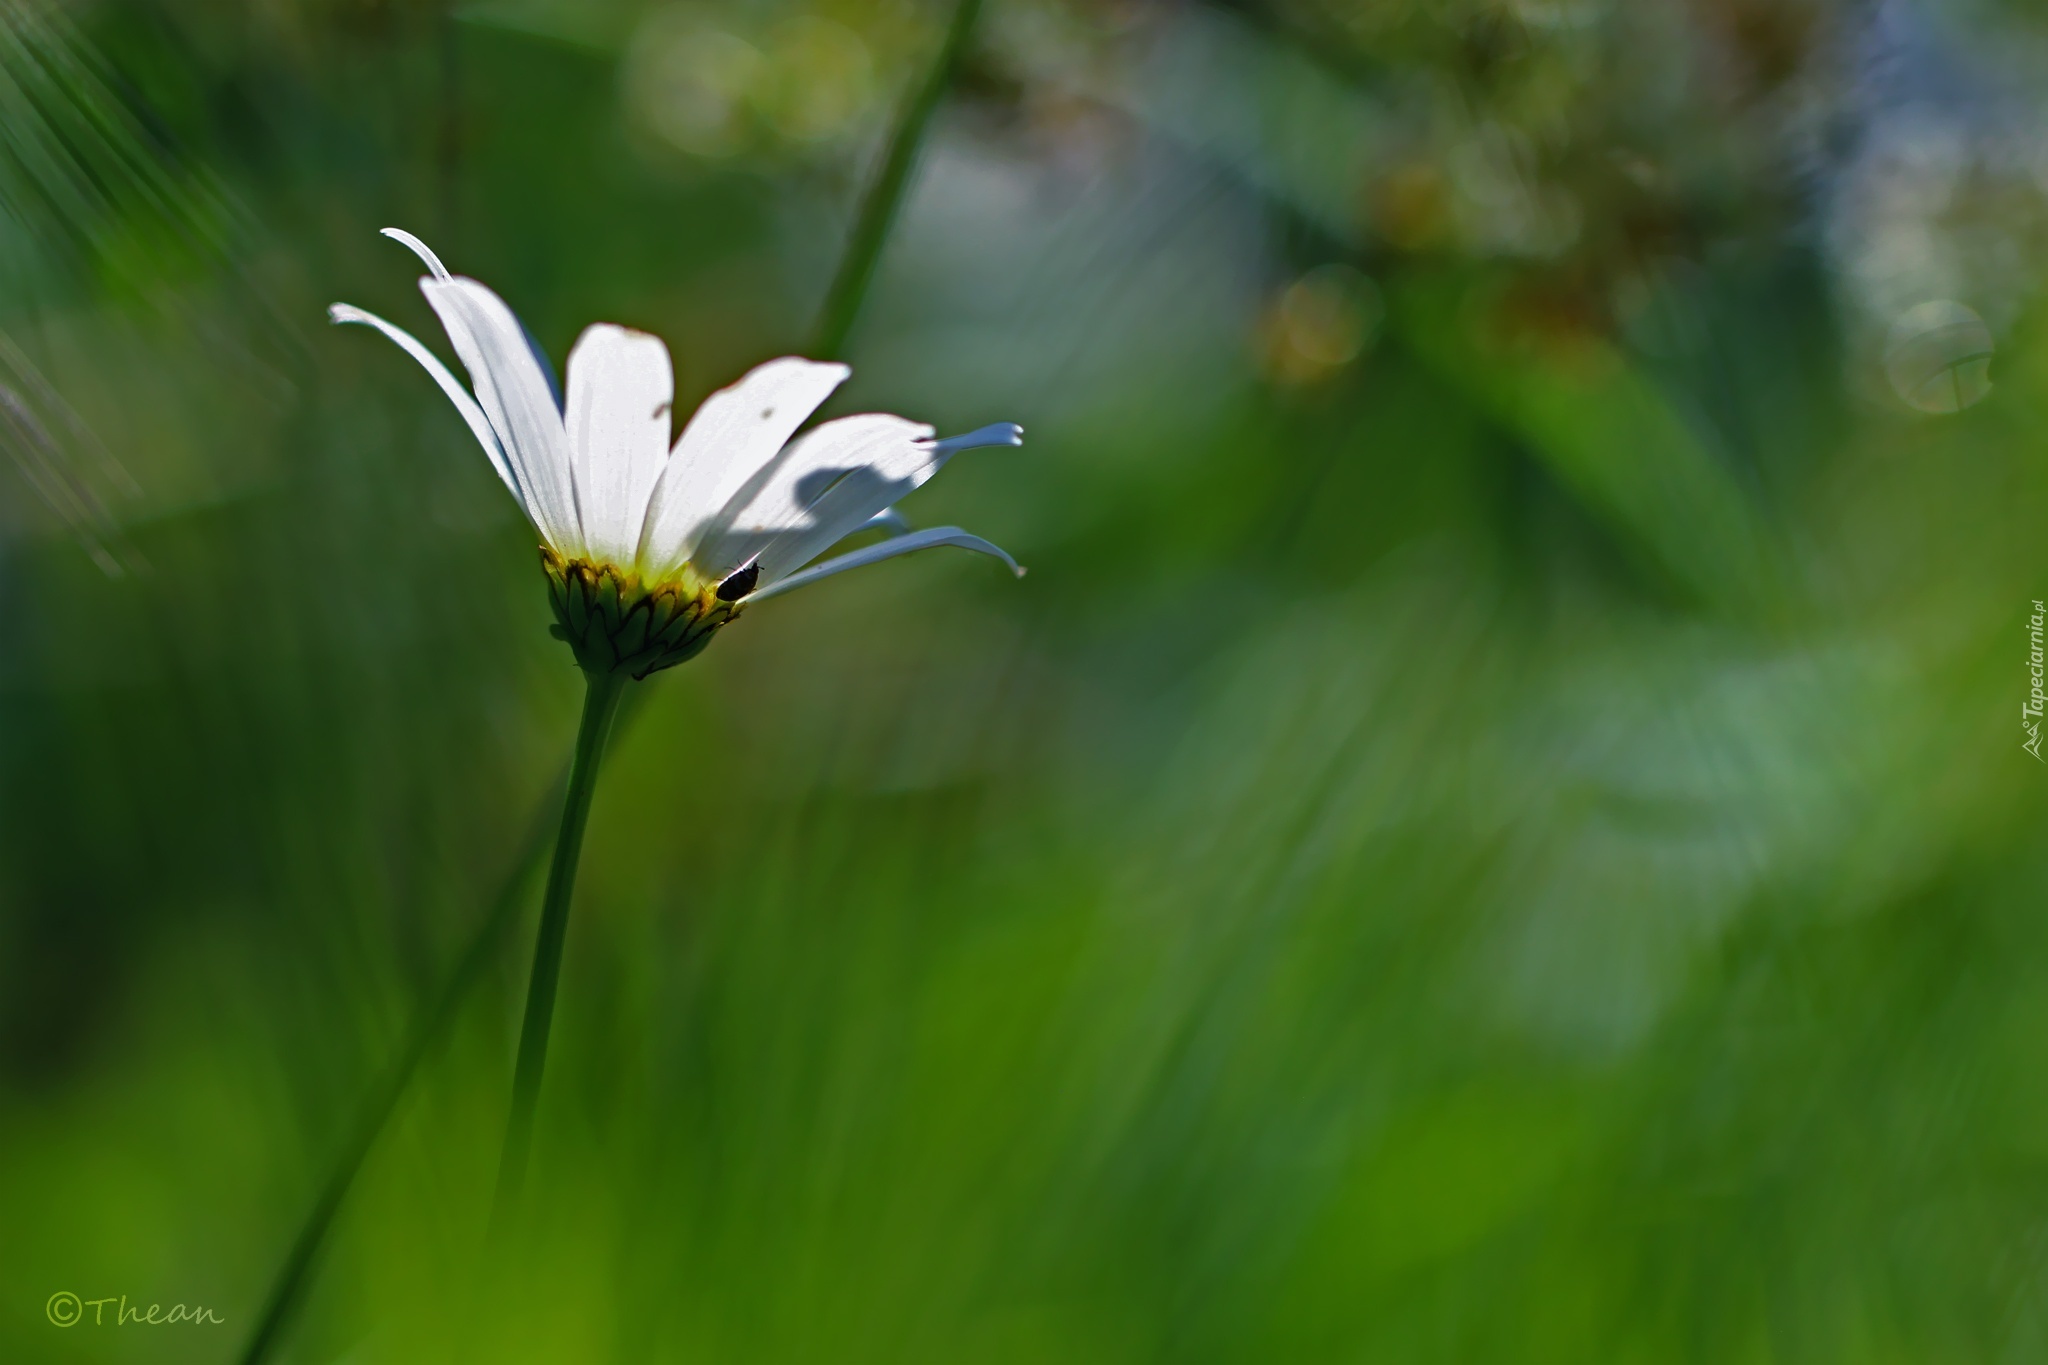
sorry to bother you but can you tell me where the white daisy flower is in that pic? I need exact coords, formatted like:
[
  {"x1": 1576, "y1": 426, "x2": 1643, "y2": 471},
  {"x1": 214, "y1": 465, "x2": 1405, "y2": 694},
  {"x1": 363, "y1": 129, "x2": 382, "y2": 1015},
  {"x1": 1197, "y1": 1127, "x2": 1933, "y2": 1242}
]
[{"x1": 329, "y1": 228, "x2": 1024, "y2": 677}]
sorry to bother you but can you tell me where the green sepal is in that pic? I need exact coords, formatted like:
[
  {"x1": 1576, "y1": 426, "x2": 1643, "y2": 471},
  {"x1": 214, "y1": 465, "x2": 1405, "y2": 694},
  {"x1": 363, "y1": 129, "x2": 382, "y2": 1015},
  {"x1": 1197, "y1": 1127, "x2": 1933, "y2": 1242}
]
[{"x1": 538, "y1": 546, "x2": 742, "y2": 679}]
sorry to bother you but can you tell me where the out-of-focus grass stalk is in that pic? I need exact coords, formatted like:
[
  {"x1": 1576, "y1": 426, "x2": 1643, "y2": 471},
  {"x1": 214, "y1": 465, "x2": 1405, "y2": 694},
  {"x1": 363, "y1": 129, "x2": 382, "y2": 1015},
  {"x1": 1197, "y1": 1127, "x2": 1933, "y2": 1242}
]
[
  {"x1": 489, "y1": 670, "x2": 626, "y2": 1229},
  {"x1": 436, "y1": 0, "x2": 461, "y2": 243},
  {"x1": 230, "y1": 0, "x2": 992, "y2": 1356},
  {"x1": 811, "y1": 0, "x2": 988, "y2": 360},
  {"x1": 231, "y1": 770, "x2": 565, "y2": 1365}
]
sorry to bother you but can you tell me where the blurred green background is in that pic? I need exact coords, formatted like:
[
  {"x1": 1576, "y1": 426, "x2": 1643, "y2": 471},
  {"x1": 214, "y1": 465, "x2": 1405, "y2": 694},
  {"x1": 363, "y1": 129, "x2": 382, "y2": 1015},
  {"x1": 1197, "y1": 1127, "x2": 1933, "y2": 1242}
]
[{"x1": 5, "y1": 0, "x2": 2048, "y2": 1360}]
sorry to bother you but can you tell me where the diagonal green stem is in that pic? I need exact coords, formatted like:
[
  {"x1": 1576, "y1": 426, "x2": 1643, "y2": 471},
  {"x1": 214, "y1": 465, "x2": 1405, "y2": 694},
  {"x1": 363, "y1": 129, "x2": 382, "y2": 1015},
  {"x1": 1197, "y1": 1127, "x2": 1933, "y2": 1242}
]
[
  {"x1": 230, "y1": 766, "x2": 566, "y2": 1365},
  {"x1": 488, "y1": 667, "x2": 627, "y2": 1231},
  {"x1": 810, "y1": 0, "x2": 988, "y2": 359},
  {"x1": 228, "y1": 690, "x2": 623, "y2": 1365}
]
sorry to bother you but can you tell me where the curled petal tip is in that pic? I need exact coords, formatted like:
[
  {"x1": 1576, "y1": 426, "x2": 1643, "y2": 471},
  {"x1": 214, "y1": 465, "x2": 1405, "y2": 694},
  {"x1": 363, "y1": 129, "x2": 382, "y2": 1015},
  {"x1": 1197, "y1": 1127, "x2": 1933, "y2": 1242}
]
[
  {"x1": 379, "y1": 227, "x2": 453, "y2": 281},
  {"x1": 326, "y1": 303, "x2": 350, "y2": 324},
  {"x1": 774, "y1": 355, "x2": 852, "y2": 379},
  {"x1": 931, "y1": 422, "x2": 1026, "y2": 456},
  {"x1": 1014, "y1": 565, "x2": 1028, "y2": 578}
]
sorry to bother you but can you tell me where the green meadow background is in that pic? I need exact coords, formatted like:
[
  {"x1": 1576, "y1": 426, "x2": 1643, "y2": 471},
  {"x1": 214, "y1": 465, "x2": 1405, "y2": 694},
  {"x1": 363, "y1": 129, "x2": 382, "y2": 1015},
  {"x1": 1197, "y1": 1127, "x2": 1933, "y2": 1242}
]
[{"x1": 5, "y1": 0, "x2": 2048, "y2": 1361}]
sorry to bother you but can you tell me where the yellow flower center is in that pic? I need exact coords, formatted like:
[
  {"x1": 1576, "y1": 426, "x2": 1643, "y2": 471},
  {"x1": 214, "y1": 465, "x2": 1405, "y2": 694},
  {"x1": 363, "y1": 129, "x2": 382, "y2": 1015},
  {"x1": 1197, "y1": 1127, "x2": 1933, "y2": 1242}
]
[{"x1": 539, "y1": 547, "x2": 743, "y2": 678}]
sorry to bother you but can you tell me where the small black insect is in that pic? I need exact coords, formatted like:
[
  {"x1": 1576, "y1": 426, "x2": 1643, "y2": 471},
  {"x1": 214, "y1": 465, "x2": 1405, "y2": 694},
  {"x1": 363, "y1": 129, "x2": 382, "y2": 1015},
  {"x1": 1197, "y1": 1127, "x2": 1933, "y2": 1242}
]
[{"x1": 715, "y1": 562, "x2": 760, "y2": 602}]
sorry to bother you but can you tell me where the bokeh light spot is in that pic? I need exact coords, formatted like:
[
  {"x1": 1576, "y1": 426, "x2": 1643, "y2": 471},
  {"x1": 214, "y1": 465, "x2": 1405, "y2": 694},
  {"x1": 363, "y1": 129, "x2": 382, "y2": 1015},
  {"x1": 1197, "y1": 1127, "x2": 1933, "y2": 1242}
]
[
  {"x1": 755, "y1": 17, "x2": 875, "y2": 144},
  {"x1": 1263, "y1": 264, "x2": 1384, "y2": 385},
  {"x1": 626, "y1": 10, "x2": 764, "y2": 158},
  {"x1": 1885, "y1": 299, "x2": 1993, "y2": 414}
]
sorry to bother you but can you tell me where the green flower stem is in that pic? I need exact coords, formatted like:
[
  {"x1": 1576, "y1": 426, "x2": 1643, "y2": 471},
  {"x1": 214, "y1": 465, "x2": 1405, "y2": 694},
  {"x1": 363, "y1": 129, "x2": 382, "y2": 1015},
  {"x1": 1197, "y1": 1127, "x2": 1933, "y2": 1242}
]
[
  {"x1": 810, "y1": 0, "x2": 989, "y2": 359},
  {"x1": 489, "y1": 667, "x2": 627, "y2": 1231}
]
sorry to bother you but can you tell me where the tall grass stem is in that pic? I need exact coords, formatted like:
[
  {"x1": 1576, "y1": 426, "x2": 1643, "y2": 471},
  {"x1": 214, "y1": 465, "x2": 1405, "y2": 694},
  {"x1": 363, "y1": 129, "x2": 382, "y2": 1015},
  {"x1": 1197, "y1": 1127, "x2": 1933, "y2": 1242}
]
[
  {"x1": 230, "y1": 767, "x2": 564, "y2": 1365},
  {"x1": 811, "y1": 0, "x2": 988, "y2": 359}
]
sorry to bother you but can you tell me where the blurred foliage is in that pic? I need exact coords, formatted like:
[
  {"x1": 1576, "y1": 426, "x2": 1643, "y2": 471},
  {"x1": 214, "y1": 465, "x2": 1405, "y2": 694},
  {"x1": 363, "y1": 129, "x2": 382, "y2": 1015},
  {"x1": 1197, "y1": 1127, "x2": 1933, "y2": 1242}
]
[{"x1": 3, "y1": 0, "x2": 2048, "y2": 1361}]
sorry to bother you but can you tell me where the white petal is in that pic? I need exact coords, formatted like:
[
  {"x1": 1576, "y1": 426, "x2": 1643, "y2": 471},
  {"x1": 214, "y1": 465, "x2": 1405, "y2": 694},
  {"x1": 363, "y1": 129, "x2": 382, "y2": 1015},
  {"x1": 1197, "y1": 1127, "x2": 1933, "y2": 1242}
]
[
  {"x1": 704, "y1": 413, "x2": 931, "y2": 582},
  {"x1": 382, "y1": 230, "x2": 563, "y2": 407},
  {"x1": 786, "y1": 424, "x2": 1020, "y2": 571},
  {"x1": 741, "y1": 526, "x2": 1023, "y2": 603},
  {"x1": 421, "y1": 278, "x2": 582, "y2": 556},
  {"x1": 381, "y1": 227, "x2": 452, "y2": 281},
  {"x1": 728, "y1": 419, "x2": 1023, "y2": 585},
  {"x1": 930, "y1": 422, "x2": 1025, "y2": 458},
  {"x1": 564, "y1": 324, "x2": 673, "y2": 566},
  {"x1": 636, "y1": 356, "x2": 848, "y2": 574},
  {"x1": 864, "y1": 507, "x2": 911, "y2": 535},
  {"x1": 328, "y1": 302, "x2": 527, "y2": 515}
]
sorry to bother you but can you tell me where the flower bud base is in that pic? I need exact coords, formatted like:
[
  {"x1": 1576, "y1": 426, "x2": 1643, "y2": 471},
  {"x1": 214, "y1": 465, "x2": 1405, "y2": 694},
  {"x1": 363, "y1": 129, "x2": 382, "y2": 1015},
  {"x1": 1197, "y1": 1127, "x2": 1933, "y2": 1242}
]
[{"x1": 541, "y1": 547, "x2": 739, "y2": 679}]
